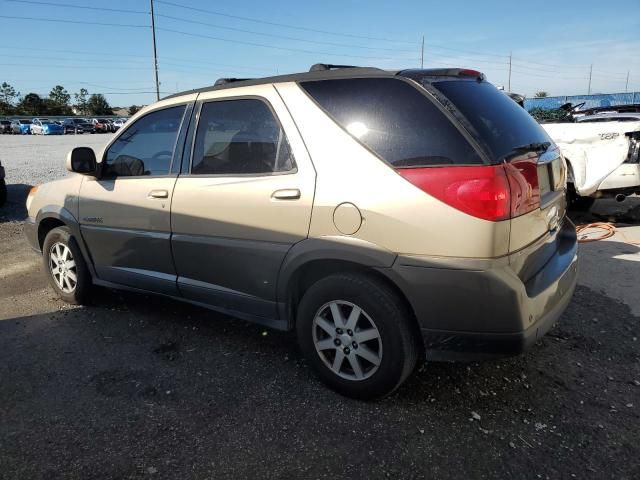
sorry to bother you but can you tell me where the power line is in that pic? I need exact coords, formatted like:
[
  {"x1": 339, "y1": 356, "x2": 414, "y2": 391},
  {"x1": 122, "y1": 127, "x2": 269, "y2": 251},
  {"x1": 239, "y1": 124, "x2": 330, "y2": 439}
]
[
  {"x1": 0, "y1": 46, "x2": 273, "y2": 73},
  {"x1": 426, "y1": 44, "x2": 509, "y2": 59},
  {"x1": 155, "y1": 0, "x2": 418, "y2": 45},
  {"x1": 423, "y1": 50, "x2": 509, "y2": 67},
  {"x1": 157, "y1": 27, "x2": 405, "y2": 61},
  {"x1": 4, "y1": 0, "x2": 148, "y2": 14},
  {"x1": 0, "y1": 45, "x2": 150, "y2": 59},
  {"x1": 0, "y1": 52, "x2": 154, "y2": 65},
  {"x1": 155, "y1": 13, "x2": 418, "y2": 53},
  {"x1": 0, "y1": 63, "x2": 153, "y2": 70},
  {"x1": 0, "y1": 14, "x2": 148, "y2": 28},
  {"x1": 510, "y1": 69, "x2": 587, "y2": 81}
]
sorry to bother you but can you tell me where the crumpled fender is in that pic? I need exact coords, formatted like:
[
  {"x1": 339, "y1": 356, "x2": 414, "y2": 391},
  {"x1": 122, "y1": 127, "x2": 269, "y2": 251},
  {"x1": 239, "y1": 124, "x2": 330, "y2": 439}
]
[{"x1": 542, "y1": 121, "x2": 640, "y2": 196}]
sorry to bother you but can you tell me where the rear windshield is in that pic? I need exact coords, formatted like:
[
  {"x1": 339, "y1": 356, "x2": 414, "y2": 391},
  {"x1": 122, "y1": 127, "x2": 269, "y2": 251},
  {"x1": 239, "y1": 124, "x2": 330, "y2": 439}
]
[
  {"x1": 300, "y1": 77, "x2": 483, "y2": 167},
  {"x1": 430, "y1": 80, "x2": 552, "y2": 161}
]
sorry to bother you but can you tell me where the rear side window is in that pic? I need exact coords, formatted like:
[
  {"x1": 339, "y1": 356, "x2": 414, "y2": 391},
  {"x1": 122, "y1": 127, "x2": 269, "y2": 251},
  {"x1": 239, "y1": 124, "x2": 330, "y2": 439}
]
[
  {"x1": 191, "y1": 99, "x2": 295, "y2": 175},
  {"x1": 431, "y1": 80, "x2": 553, "y2": 161},
  {"x1": 104, "y1": 105, "x2": 185, "y2": 177},
  {"x1": 300, "y1": 78, "x2": 483, "y2": 167}
]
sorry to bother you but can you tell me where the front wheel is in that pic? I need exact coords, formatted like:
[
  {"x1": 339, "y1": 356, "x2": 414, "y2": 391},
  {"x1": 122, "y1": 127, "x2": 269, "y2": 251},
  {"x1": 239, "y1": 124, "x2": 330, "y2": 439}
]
[
  {"x1": 42, "y1": 226, "x2": 91, "y2": 304},
  {"x1": 0, "y1": 179, "x2": 6, "y2": 207},
  {"x1": 296, "y1": 272, "x2": 420, "y2": 399}
]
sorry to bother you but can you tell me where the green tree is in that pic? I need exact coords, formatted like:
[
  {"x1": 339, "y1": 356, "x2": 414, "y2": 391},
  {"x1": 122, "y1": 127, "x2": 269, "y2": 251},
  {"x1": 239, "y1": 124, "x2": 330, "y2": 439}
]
[
  {"x1": 534, "y1": 91, "x2": 549, "y2": 98},
  {"x1": 17, "y1": 93, "x2": 45, "y2": 115},
  {"x1": 74, "y1": 88, "x2": 89, "y2": 115},
  {"x1": 48, "y1": 85, "x2": 71, "y2": 114},
  {"x1": 87, "y1": 93, "x2": 113, "y2": 116},
  {"x1": 0, "y1": 82, "x2": 20, "y2": 115},
  {"x1": 128, "y1": 105, "x2": 140, "y2": 116},
  {"x1": 0, "y1": 82, "x2": 20, "y2": 105}
]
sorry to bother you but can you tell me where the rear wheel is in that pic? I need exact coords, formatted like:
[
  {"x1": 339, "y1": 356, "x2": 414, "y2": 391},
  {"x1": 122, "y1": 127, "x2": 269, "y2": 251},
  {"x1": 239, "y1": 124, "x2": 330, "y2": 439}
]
[
  {"x1": 42, "y1": 226, "x2": 91, "y2": 304},
  {"x1": 567, "y1": 184, "x2": 595, "y2": 211},
  {"x1": 296, "y1": 272, "x2": 420, "y2": 399}
]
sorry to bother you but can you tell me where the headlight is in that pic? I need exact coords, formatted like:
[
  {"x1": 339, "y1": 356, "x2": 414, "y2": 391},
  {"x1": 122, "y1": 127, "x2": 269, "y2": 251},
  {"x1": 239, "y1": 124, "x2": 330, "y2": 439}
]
[{"x1": 26, "y1": 185, "x2": 38, "y2": 212}]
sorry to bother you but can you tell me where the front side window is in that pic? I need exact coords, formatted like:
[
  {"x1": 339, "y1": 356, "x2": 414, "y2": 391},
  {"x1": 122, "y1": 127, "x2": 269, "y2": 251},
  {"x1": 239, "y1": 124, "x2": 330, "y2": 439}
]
[
  {"x1": 300, "y1": 77, "x2": 483, "y2": 167},
  {"x1": 104, "y1": 105, "x2": 185, "y2": 177},
  {"x1": 191, "y1": 99, "x2": 295, "y2": 175}
]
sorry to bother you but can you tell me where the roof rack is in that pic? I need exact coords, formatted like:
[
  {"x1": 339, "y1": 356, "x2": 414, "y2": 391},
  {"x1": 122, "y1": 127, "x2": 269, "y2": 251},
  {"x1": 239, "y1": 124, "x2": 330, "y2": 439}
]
[
  {"x1": 309, "y1": 63, "x2": 360, "y2": 72},
  {"x1": 213, "y1": 77, "x2": 254, "y2": 87}
]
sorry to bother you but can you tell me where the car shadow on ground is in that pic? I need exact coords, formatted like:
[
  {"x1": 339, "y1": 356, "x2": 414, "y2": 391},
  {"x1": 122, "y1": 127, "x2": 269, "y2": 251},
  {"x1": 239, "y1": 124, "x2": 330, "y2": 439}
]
[
  {"x1": 0, "y1": 183, "x2": 30, "y2": 223},
  {"x1": 0, "y1": 283, "x2": 638, "y2": 479}
]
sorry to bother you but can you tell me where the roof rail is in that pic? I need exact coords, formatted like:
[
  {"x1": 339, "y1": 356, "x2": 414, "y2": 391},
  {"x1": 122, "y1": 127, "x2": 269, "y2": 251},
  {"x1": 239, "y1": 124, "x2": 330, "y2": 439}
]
[
  {"x1": 214, "y1": 77, "x2": 253, "y2": 86},
  {"x1": 309, "y1": 63, "x2": 360, "y2": 72}
]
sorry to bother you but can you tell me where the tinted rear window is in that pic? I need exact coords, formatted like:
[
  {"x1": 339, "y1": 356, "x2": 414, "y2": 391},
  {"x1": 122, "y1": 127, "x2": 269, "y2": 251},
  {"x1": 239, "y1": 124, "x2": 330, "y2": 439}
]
[
  {"x1": 430, "y1": 80, "x2": 552, "y2": 161},
  {"x1": 301, "y1": 78, "x2": 483, "y2": 167}
]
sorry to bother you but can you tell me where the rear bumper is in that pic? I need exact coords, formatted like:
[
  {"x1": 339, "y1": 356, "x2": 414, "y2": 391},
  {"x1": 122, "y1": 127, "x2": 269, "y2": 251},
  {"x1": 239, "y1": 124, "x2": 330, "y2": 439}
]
[{"x1": 383, "y1": 218, "x2": 578, "y2": 361}]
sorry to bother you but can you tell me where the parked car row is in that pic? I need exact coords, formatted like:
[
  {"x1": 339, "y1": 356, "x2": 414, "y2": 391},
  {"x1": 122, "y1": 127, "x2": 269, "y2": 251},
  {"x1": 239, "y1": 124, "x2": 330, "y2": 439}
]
[{"x1": 0, "y1": 118, "x2": 127, "y2": 135}]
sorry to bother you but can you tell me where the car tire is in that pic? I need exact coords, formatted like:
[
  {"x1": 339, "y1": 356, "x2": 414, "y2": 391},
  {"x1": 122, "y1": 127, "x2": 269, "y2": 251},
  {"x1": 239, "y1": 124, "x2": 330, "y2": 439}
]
[
  {"x1": 42, "y1": 226, "x2": 91, "y2": 305},
  {"x1": 0, "y1": 179, "x2": 6, "y2": 207},
  {"x1": 296, "y1": 272, "x2": 420, "y2": 400},
  {"x1": 567, "y1": 184, "x2": 595, "y2": 211}
]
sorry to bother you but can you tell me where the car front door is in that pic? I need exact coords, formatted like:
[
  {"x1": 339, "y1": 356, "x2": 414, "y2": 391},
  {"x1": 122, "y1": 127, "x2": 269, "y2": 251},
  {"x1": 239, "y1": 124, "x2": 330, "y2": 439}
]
[
  {"x1": 78, "y1": 101, "x2": 194, "y2": 295},
  {"x1": 171, "y1": 85, "x2": 316, "y2": 320}
]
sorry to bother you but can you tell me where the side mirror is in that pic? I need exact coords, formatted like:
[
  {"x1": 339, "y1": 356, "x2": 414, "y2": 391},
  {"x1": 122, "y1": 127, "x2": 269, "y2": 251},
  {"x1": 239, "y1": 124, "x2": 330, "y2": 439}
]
[{"x1": 66, "y1": 147, "x2": 98, "y2": 176}]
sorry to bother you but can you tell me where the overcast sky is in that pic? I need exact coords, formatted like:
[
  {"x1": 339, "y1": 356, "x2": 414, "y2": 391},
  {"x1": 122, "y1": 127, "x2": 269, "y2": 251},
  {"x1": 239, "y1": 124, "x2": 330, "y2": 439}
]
[{"x1": 1, "y1": 0, "x2": 639, "y2": 107}]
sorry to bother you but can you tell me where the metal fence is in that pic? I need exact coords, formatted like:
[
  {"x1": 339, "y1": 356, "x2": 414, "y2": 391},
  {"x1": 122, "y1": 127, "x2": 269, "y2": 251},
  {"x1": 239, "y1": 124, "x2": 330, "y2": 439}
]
[{"x1": 524, "y1": 92, "x2": 640, "y2": 111}]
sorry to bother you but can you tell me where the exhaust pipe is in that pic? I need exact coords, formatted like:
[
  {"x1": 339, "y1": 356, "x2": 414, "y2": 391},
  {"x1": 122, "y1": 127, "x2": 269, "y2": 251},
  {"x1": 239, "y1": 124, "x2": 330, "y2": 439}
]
[{"x1": 615, "y1": 194, "x2": 626, "y2": 202}]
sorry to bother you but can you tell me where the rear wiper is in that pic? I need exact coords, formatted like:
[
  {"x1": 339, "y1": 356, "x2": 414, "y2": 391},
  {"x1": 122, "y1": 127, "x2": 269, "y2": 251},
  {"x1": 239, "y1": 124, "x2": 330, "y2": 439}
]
[{"x1": 501, "y1": 142, "x2": 551, "y2": 161}]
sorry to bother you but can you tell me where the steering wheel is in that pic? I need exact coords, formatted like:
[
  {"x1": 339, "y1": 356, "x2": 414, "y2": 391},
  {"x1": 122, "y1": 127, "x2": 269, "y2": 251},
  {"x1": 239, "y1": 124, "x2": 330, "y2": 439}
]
[{"x1": 152, "y1": 150, "x2": 172, "y2": 160}]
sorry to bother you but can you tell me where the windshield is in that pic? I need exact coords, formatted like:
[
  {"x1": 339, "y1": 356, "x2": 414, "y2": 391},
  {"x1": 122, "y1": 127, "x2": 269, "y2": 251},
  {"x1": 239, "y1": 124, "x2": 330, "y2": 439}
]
[
  {"x1": 20, "y1": 119, "x2": 32, "y2": 124},
  {"x1": 430, "y1": 80, "x2": 552, "y2": 161}
]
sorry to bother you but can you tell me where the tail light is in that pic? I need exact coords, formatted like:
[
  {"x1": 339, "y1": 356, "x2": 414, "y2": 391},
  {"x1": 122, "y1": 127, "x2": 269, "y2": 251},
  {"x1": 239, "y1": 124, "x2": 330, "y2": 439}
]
[{"x1": 397, "y1": 160, "x2": 540, "y2": 221}]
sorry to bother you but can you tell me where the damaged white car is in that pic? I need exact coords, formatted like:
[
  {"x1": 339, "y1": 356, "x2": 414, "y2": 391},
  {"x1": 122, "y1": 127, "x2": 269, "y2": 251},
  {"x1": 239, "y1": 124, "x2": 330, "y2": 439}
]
[{"x1": 541, "y1": 121, "x2": 640, "y2": 209}]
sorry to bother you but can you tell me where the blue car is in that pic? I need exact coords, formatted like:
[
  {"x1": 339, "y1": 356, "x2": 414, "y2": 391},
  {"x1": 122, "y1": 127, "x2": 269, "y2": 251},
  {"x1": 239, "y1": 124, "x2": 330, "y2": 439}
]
[
  {"x1": 11, "y1": 119, "x2": 32, "y2": 134},
  {"x1": 31, "y1": 118, "x2": 63, "y2": 135}
]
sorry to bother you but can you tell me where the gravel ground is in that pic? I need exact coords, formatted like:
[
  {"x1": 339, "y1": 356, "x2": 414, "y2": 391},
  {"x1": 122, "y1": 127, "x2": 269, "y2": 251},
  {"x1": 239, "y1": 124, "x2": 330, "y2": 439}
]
[
  {"x1": 1, "y1": 136, "x2": 639, "y2": 479},
  {"x1": 0, "y1": 133, "x2": 113, "y2": 186}
]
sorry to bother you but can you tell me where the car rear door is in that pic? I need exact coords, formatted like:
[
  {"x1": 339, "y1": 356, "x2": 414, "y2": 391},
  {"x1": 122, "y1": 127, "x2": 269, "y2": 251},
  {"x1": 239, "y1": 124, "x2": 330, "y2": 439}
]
[
  {"x1": 171, "y1": 84, "x2": 315, "y2": 320},
  {"x1": 78, "y1": 100, "x2": 194, "y2": 295}
]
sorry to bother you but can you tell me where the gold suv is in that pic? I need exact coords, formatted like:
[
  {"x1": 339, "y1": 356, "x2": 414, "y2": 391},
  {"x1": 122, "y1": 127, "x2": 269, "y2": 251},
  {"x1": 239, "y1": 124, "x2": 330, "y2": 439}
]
[{"x1": 24, "y1": 65, "x2": 578, "y2": 399}]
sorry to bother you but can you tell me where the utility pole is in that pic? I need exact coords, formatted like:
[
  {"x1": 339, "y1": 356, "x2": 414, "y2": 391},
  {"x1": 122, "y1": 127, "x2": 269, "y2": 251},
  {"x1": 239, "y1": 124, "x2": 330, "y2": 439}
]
[
  {"x1": 150, "y1": 0, "x2": 160, "y2": 101},
  {"x1": 587, "y1": 64, "x2": 592, "y2": 95},
  {"x1": 421, "y1": 36, "x2": 424, "y2": 69},
  {"x1": 508, "y1": 52, "x2": 512, "y2": 92},
  {"x1": 625, "y1": 70, "x2": 630, "y2": 92}
]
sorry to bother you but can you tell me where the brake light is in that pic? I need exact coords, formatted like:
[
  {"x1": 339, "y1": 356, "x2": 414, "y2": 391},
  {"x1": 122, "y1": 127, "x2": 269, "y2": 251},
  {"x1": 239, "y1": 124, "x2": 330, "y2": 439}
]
[
  {"x1": 505, "y1": 159, "x2": 540, "y2": 217},
  {"x1": 397, "y1": 161, "x2": 540, "y2": 221},
  {"x1": 459, "y1": 69, "x2": 482, "y2": 77}
]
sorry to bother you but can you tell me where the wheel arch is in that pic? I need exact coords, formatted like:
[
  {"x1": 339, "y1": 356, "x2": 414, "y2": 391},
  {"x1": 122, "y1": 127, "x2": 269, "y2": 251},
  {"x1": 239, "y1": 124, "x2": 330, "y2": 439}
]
[
  {"x1": 277, "y1": 238, "x2": 422, "y2": 343},
  {"x1": 36, "y1": 206, "x2": 96, "y2": 277}
]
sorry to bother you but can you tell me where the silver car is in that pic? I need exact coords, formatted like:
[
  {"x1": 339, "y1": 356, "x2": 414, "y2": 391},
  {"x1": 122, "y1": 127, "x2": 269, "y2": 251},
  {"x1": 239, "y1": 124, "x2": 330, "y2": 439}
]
[{"x1": 24, "y1": 65, "x2": 578, "y2": 398}]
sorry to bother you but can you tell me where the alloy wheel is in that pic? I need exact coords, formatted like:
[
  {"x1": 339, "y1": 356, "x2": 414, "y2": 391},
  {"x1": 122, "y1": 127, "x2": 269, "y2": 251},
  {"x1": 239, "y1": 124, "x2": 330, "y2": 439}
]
[
  {"x1": 49, "y1": 242, "x2": 77, "y2": 293},
  {"x1": 312, "y1": 300, "x2": 383, "y2": 381}
]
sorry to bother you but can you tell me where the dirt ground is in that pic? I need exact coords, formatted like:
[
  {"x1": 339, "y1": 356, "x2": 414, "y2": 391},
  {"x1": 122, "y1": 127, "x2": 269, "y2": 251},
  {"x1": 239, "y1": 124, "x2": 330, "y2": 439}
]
[{"x1": 1, "y1": 184, "x2": 639, "y2": 479}]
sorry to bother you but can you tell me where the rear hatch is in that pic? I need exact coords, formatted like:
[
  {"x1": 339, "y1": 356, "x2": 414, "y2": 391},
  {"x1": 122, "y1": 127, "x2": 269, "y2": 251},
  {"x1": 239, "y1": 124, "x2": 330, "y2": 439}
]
[
  {"x1": 401, "y1": 70, "x2": 569, "y2": 281},
  {"x1": 406, "y1": 72, "x2": 566, "y2": 233}
]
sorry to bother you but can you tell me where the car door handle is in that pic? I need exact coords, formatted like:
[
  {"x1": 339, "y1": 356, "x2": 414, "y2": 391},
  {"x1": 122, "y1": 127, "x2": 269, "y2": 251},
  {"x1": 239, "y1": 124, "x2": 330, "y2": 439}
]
[
  {"x1": 148, "y1": 189, "x2": 169, "y2": 199},
  {"x1": 271, "y1": 189, "x2": 301, "y2": 200}
]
